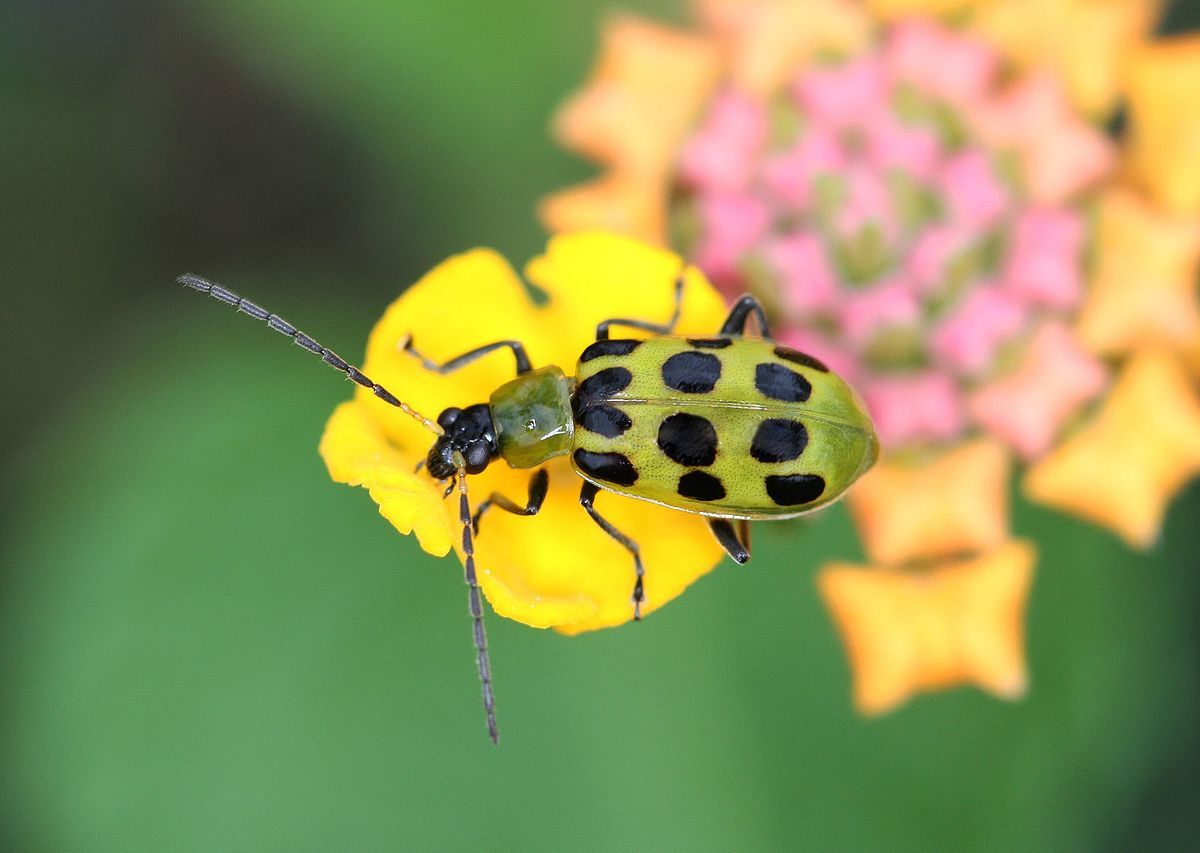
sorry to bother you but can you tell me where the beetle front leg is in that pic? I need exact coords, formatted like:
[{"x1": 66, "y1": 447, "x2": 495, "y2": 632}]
[
  {"x1": 472, "y1": 469, "x2": 549, "y2": 534},
  {"x1": 403, "y1": 337, "x2": 533, "y2": 376},
  {"x1": 579, "y1": 481, "x2": 646, "y2": 620}
]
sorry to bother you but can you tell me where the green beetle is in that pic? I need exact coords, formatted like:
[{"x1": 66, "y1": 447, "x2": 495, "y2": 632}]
[{"x1": 179, "y1": 270, "x2": 877, "y2": 743}]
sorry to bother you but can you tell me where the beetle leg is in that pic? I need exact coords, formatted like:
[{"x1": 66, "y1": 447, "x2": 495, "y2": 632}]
[
  {"x1": 579, "y1": 481, "x2": 646, "y2": 620},
  {"x1": 594, "y1": 267, "x2": 685, "y2": 341},
  {"x1": 472, "y1": 469, "x2": 549, "y2": 534},
  {"x1": 719, "y1": 295, "x2": 771, "y2": 338},
  {"x1": 403, "y1": 337, "x2": 533, "y2": 376},
  {"x1": 708, "y1": 519, "x2": 751, "y2": 564}
]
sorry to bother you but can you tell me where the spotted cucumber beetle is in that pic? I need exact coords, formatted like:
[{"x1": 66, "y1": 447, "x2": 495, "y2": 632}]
[{"x1": 178, "y1": 268, "x2": 878, "y2": 743}]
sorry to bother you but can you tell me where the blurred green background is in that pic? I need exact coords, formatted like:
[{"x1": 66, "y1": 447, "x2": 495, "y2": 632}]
[{"x1": 3, "y1": 1, "x2": 1200, "y2": 850}]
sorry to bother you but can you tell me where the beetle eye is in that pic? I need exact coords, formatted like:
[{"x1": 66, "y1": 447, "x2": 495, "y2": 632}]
[
  {"x1": 463, "y1": 440, "x2": 491, "y2": 474},
  {"x1": 437, "y1": 407, "x2": 462, "y2": 430}
]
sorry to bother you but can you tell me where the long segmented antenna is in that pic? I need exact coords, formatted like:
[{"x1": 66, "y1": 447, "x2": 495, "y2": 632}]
[
  {"x1": 177, "y1": 274, "x2": 443, "y2": 436},
  {"x1": 455, "y1": 467, "x2": 499, "y2": 744}
]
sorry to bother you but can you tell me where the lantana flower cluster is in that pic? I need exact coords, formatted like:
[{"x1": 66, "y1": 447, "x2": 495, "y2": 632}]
[
  {"x1": 677, "y1": 23, "x2": 1112, "y2": 456},
  {"x1": 542, "y1": 0, "x2": 1200, "y2": 713}
]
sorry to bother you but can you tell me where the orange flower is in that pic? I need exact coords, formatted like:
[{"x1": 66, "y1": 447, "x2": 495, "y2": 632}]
[
  {"x1": 545, "y1": 0, "x2": 1200, "y2": 713},
  {"x1": 819, "y1": 540, "x2": 1036, "y2": 714},
  {"x1": 848, "y1": 439, "x2": 1010, "y2": 565},
  {"x1": 1125, "y1": 33, "x2": 1200, "y2": 215},
  {"x1": 1025, "y1": 350, "x2": 1200, "y2": 548},
  {"x1": 539, "y1": 16, "x2": 720, "y2": 244},
  {"x1": 1076, "y1": 189, "x2": 1200, "y2": 355}
]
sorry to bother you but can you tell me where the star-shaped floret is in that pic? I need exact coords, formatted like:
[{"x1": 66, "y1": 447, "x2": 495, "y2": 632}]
[{"x1": 819, "y1": 540, "x2": 1036, "y2": 715}]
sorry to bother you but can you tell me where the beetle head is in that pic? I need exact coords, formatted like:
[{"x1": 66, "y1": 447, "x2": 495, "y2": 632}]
[{"x1": 427, "y1": 403, "x2": 498, "y2": 479}]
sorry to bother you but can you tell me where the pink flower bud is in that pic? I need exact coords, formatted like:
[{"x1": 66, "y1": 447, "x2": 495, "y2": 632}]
[
  {"x1": 930, "y1": 286, "x2": 1028, "y2": 376},
  {"x1": 862, "y1": 371, "x2": 965, "y2": 447},
  {"x1": 1003, "y1": 208, "x2": 1086, "y2": 310}
]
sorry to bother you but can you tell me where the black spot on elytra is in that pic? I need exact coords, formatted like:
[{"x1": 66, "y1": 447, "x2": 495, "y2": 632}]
[
  {"x1": 573, "y1": 449, "x2": 639, "y2": 486},
  {"x1": 657, "y1": 413, "x2": 718, "y2": 466},
  {"x1": 662, "y1": 351, "x2": 721, "y2": 393},
  {"x1": 678, "y1": 470, "x2": 726, "y2": 502},
  {"x1": 765, "y1": 474, "x2": 825, "y2": 506},
  {"x1": 774, "y1": 345, "x2": 829, "y2": 372},
  {"x1": 580, "y1": 339, "x2": 642, "y2": 363},
  {"x1": 579, "y1": 404, "x2": 632, "y2": 438},
  {"x1": 687, "y1": 337, "x2": 732, "y2": 349},
  {"x1": 576, "y1": 366, "x2": 633, "y2": 402},
  {"x1": 751, "y1": 419, "x2": 808, "y2": 463},
  {"x1": 755, "y1": 363, "x2": 812, "y2": 402}
]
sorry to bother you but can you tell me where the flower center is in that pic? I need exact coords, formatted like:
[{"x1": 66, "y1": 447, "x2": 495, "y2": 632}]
[{"x1": 672, "y1": 19, "x2": 1112, "y2": 451}]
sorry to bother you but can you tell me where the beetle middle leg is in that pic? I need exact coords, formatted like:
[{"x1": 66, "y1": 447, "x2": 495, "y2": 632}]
[
  {"x1": 403, "y1": 337, "x2": 533, "y2": 376},
  {"x1": 594, "y1": 267, "x2": 685, "y2": 341},
  {"x1": 720, "y1": 295, "x2": 771, "y2": 338},
  {"x1": 579, "y1": 481, "x2": 646, "y2": 620},
  {"x1": 472, "y1": 469, "x2": 548, "y2": 534},
  {"x1": 708, "y1": 518, "x2": 751, "y2": 564}
]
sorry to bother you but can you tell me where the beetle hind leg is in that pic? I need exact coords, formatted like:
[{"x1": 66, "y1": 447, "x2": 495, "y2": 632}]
[
  {"x1": 708, "y1": 518, "x2": 751, "y2": 564},
  {"x1": 719, "y1": 295, "x2": 771, "y2": 338},
  {"x1": 579, "y1": 481, "x2": 647, "y2": 620}
]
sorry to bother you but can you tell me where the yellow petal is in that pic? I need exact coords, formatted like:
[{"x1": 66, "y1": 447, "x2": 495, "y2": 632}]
[
  {"x1": 694, "y1": 0, "x2": 871, "y2": 96},
  {"x1": 320, "y1": 401, "x2": 454, "y2": 556},
  {"x1": 972, "y1": 0, "x2": 1162, "y2": 116},
  {"x1": 1125, "y1": 33, "x2": 1200, "y2": 214},
  {"x1": 847, "y1": 439, "x2": 1011, "y2": 566},
  {"x1": 538, "y1": 174, "x2": 666, "y2": 245},
  {"x1": 319, "y1": 233, "x2": 730, "y2": 634},
  {"x1": 552, "y1": 14, "x2": 720, "y2": 179},
  {"x1": 1025, "y1": 349, "x2": 1200, "y2": 547},
  {"x1": 818, "y1": 540, "x2": 1036, "y2": 715},
  {"x1": 1076, "y1": 188, "x2": 1200, "y2": 355},
  {"x1": 359, "y1": 247, "x2": 547, "y2": 452},
  {"x1": 473, "y1": 465, "x2": 724, "y2": 634},
  {"x1": 526, "y1": 231, "x2": 730, "y2": 355}
]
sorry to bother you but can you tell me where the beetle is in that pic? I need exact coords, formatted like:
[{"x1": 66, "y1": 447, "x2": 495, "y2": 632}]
[{"x1": 178, "y1": 268, "x2": 877, "y2": 743}]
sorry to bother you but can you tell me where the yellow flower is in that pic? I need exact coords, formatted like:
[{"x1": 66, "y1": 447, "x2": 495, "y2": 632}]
[
  {"x1": 320, "y1": 232, "x2": 727, "y2": 634},
  {"x1": 544, "y1": 0, "x2": 1200, "y2": 712},
  {"x1": 819, "y1": 540, "x2": 1036, "y2": 715}
]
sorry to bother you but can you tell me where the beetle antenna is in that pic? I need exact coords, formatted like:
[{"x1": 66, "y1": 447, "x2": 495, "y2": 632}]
[
  {"x1": 177, "y1": 274, "x2": 444, "y2": 436},
  {"x1": 455, "y1": 467, "x2": 499, "y2": 744}
]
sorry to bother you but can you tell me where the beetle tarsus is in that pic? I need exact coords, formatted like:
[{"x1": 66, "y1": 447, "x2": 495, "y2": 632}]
[{"x1": 709, "y1": 518, "x2": 752, "y2": 564}]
